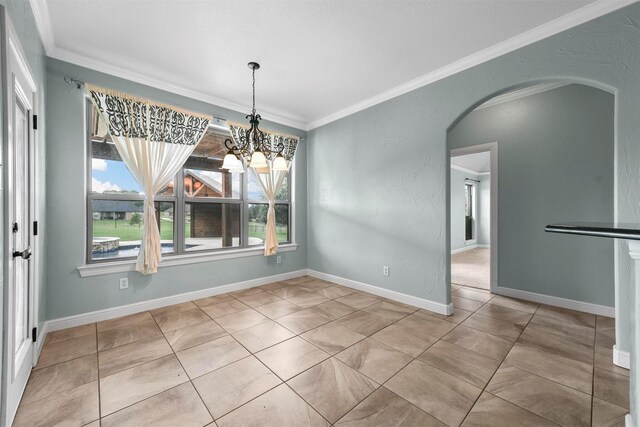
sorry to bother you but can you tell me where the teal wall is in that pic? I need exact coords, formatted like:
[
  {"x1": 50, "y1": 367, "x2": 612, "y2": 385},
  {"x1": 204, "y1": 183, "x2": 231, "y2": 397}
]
[
  {"x1": 306, "y1": 6, "x2": 640, "y2": 402},
  {"x1": 449, "y1": 84, "x2": 614, "y2": 305},
  {"x1": 477, "y1": 176, "x2": 490, "y2": 247},
  {"x1": 45, "y1": 58, "x2": 307, "y2": 320}
]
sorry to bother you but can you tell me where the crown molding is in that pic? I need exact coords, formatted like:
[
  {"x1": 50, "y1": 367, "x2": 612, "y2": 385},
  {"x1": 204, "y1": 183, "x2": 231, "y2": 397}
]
[
  {"x1": 474, "y1": 82, "x2": 570, "y2": 110},
  {"x1": 29, "y1": 0, "x2": 637, "y2": 131},
  {"x1": 306, "y1": 0, "x2": 638, "y2": 130}
]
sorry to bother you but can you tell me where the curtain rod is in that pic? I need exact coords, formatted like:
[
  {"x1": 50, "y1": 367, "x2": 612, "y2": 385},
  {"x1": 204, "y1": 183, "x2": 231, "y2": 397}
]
[{"x1": 465, "y1": 178, "x2": 481, "y2": 183}]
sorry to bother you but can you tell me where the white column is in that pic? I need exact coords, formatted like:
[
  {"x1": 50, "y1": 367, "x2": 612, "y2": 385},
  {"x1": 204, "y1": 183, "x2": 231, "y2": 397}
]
[{"x1": 625, "y1": 241, "x2": 639, "y2": 427}]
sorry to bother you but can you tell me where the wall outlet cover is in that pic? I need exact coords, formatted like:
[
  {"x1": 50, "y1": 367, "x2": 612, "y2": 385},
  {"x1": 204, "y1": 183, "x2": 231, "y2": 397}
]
[{"x1": 119, "y1": 277, "x2": 129, "y2": 289}]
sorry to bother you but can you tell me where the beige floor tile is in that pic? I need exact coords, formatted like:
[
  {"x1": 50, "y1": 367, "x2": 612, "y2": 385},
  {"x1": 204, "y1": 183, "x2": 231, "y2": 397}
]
[
  {"x1": 288, "y1": 358, "x2": 378, "y2": 423},
  {"x1": 461, "y1": 312, "x2": 523, "y2": 341},
  {"x1": 216, "y1": 384, "x2": 329, "y2": 427},
  {"x1": 100, "y1": 355, "x2": 188, "y2": 416},
  {"x1": 363, "y1": 301, "x2": 416, "y2": 321},
  {"x1": 594, "y1": 367, "x2": 630, "y2": 409},
  {"x1": 301, "y1": 322, "x2": 366, "y2": 354},
  {"x1": 595, "y1": 346, "x2": 630, "y2": 377},
  {"x1": 193, "y1": 293, "x2": 233, "y2": 308},
  {"x1": 519, "y1": 325, "x2": 593, "y2": 365},
  {"x1": 99, "y1": 335, "x2": 173, "y2": 377},
  {"x1": 201, "y1": 299, "x2": 250, "y2": 318},
  {"x1": 164, "y1": 319, "x2": 228, "y2": 352},
  {"x1": 442, "y1": 325, "x2": 513, "y2": 361},
  {"x1": 336, "y1": 292, "x2": 382, "y2": 309},
  {"x1": 101, "y1": 382, "x2": 213, "y2": 427},
  {"x1": 503, "y1": 343, "x2": 593, "y2": 393},
  {"x1": 298, "y1": 280, "x2": 333, "y2": 292},
  {"x1": 385, "y1": 359, "x2": 482, "y2": 426},
  {"x1": 311, "y1": 300, "x2": 357, "y2": 320},
  {"x1": 237, "y1": 291, "x2": 283, "y2": 308},
  {"x1": 97, "y1": 311, "x2": 153, "y2": 331},
  {"x1": 489, "y1": 295, "x2": 539, "y2": 313},
  {"x1": 454, "y1": 287, "x2": 494, "y2": 303},
  {"x1": 215, "y1": 309, "x2": 269, "y2": 333},
  {"x1": 452, "y1": 296, "x2": 485, "y2": 311},
  {"x1": 229, "y1": 287, "x2": 264, "y2": 298},
  {"x1": 255, "y1": 337, "x2": 329, "y2": 380},
  {"x1": 44, "y1": 323, "x2": 96, "y2": 345},
  {"x1": 476, "y1": 303, "x2": 533, "y2": 327},
  {"x1": 36, "y1": 332, "x2": 97, "y2": 370},
  {"x1": 254, "y1": 299, "x2": 303, "y2": 319},
  {"x1": 535, "y1": 304, "x2": 596, "y2": 328},
  {"x1": 22, "y1": 354, "x2": 98, "y2": 405},
  {"x1": 397, "y1": 311, "x2": 457, "y2": 339},
  {"x1": 592, "y1": 397, "x2": 628, "y2": 427},
  {"x1": 314, "y1": 285, "x2": 355, "y2": 299},
  {"x1": 276, "y1": 308, "x2": 332, "y2": 334},
  {"x1": 232, "y1": 320, "x2": 296, "y2": 352},
  {"x1": 529, "y1": 313, "x2": 595, "y2": 346},
  {"x1": 282, "y1": 276, "x2": 315, "y2": 285},
  {"x1": 152, "y1": 307, "x2": 211, "y2": 333},
  {"x1": 176, "y1": 335, "x2": 250, "y2": 379},
  {"x1": 420, "y1": 307, "x2": 473, "y2": 324},
  {"x1": 461, "y1": 392, "x2": 557, "y2": 427},
  {"x1": 150, "y1": 301, "x2": 198, "y2": 317},
  {"x1": 335, "y1": 387, "x2": 445, "y2": 426},
  {"x1": 370, "y1": 324, "x2": 438, "y2": 357},
  {"x1": 486, "y1": 366, "x2": 591, "y2": 426},
  {"x1": 98, "y1": 316, "x2": 162, "y2": 351},
  {"x1": 336, "y1": 338, "x2": 413, "y2": 384},
  {"x1": 14, "y1": 381, "x2": 99, "y2": 427},
  {"x1": 337, "y1": 311, "x2": 394, "y2": 336},
  {"x1": 596, "y1": 315, "x2": 616, "y2": 348},
  {"x1": 259, "y1": 281, "x2": 288, "y2": 292},
  {"x1": 193, "y1": 356, "x2": 281, "y2": 419},
  {"x1": 287, "y1": 291, "x2": 331, "y2": 308},
  {"x1": 267, "y1": 285, "x2": 308, "y2": 299},
  {"x1": 418, "y1": 340, "x2": 500, "y2": 388}
]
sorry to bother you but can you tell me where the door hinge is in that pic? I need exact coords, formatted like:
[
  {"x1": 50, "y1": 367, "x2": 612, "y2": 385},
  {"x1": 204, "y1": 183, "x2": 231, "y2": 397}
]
[
  {"x1": 32, "y1": 327, "x2": 37, "y2": 343},
  {"x1": 33, "y1": 114, "x2": 38, "y2": 130},
  {"x1": 12, "y1": 223, "x2": 18, "y2": 233},
  {"x1": 33, "y1": 221, "x2": 38, "y2": 236}
]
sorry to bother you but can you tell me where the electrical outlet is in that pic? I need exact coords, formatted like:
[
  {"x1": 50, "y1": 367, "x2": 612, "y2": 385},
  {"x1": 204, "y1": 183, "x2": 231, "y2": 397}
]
[
  {"x1": 383, "y1": 266, "x2": 389, "y2": 276},
  {"x1": 119, "y1": 277, "x2": 129, "y2": 290},
  {"x1": 276, "y1": 256, "x2": 282, "y2": 264}
]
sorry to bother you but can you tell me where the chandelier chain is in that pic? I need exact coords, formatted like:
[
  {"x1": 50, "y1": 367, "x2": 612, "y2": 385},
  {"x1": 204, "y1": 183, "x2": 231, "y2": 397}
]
[{"x1": 252, "y1": 67, "x2": 256, "y2": 115}]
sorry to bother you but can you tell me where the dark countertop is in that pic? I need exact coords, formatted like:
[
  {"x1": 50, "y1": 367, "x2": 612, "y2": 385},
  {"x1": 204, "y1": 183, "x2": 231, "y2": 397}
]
[{"x1": 545, "y1": 222, "x2": 640, "y2": 241}]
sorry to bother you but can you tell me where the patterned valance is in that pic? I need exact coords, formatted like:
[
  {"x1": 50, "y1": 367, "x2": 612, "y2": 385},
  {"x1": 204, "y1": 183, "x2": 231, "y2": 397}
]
[
  {"x1": 228, "y1": 121, "x2": 299, "y2": 161},
  {"x1": 87, "y1": 84, "x2": 210, "y2": 146}
]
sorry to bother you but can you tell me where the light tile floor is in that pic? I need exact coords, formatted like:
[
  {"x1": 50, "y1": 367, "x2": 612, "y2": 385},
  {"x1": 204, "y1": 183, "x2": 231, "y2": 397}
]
[{"x1": 14, "y1": 277, "x2": 629, "y2": 426}]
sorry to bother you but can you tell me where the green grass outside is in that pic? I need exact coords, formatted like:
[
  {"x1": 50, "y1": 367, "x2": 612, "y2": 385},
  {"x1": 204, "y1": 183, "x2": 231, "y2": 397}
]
[
  {"x1": 249, "y1": 220, "x2": 288, "y2": 243},
  {"x1": 93, "y1": 218, "x2": 174, "y2": 241}
]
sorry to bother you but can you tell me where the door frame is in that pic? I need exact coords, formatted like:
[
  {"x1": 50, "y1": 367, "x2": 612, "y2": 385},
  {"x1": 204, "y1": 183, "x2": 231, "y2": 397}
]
[
  {"x1": 1, "y1": 8, "x2": 39, "y2": 427},
  {"x1": 450, "y1": 142, "x2": 498, "y2": 293}
]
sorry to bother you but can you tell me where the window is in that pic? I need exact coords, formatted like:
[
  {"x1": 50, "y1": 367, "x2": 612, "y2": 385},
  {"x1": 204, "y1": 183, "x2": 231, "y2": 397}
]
[{"x1": 87, "y1": 102, "x2": 292, "y2": 262}]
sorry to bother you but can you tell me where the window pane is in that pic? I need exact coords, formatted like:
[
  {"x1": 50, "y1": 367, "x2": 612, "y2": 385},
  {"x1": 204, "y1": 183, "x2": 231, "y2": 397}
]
[
  {"x1": 185, "y1": 202, "x2": 241, "y2": 251},
  {"x1": 248, "y1": 203, "x2": 289, "y2": 244},
  {"x1": 184, "y1": 168, "x2": 240, "y2": 199},
  {"x1": 92, "y1": 201, "x2": 174, "y2": 260},
  {"x1": 248, "y1": 173, "x2": 289, "y2": 201}
]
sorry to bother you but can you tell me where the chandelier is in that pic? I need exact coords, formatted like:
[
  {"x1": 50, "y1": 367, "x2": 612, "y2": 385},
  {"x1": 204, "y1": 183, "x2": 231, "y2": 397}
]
[{"x1": 222, "y1": 62, "x2": 289, "y2": 173}]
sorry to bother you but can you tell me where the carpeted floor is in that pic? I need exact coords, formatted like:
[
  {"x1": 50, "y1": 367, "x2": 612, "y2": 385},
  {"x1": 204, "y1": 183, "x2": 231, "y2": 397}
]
[{"x1": 451, "y1": 247, "x2": 490, "y2": 290}]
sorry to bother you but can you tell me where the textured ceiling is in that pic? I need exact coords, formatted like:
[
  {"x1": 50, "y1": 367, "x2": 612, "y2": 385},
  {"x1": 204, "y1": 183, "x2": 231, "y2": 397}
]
[{"x1": 39, "y1": 0, "x2": 602, "y2": 128}]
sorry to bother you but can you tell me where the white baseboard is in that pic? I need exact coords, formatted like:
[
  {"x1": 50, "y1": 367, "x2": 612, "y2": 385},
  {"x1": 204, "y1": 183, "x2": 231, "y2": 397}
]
[
  {"x1": 451, "y1": 245, "x2": 477, "y2": 255},
  {"x1": 307, "y1": 269, "x2": 452, "y2": 315},
  {"x1": 495, "y1": 286, "x2": 615, "y2": 317},
  {"x1": 625, "y1": 414, "x2": 633, "y2": 427},
  {"x1": 45, "y1": 269, "x2": 307, "y2": 332},
  {"x1": 34, "y1": 322, "x2": 48, "y2": 364},
  {"x1": 477, "y1": 244, "x2": 490, "y2": 249},
  {"x1": 613, "y1": 345, "x2": 631, "y2": 369}
]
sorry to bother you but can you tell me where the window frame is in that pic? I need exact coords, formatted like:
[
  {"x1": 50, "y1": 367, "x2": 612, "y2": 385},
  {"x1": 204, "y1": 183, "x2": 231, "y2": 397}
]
[{"x1": 85, "y1": 99, "x2": 294, "y2": 264}]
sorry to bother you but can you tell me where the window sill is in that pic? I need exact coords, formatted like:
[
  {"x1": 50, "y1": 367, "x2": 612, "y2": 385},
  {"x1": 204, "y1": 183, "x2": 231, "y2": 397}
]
[{"x1": 77, "y1": 243, "x2": 299, "y2": 278}]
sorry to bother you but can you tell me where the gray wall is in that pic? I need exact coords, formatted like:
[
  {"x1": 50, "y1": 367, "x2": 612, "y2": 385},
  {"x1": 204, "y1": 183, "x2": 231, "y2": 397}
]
[
  {"x1": 449, "y1": 84, "x2": 614, "y2": 305},
  {"x1": 0, "y1": 0, "x2": 47, "y2": 422},
  {"x1": 45, "y1": 58, "x2": 307, "y2": 320},
  {"x1": 449, "y1": 168, "x2": 481, "y2": 251},
  {"x1": 306, "y1": 5, "x2": 639, "y2": 395},
  {"x1": 477, "y1": 176, "x2": 490, "y2": 246}
]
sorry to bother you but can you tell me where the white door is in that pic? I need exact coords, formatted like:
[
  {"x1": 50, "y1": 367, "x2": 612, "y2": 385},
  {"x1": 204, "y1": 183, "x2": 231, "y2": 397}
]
[{"x1": 2, "y1": 14, "x2": 37, "y2": 425}]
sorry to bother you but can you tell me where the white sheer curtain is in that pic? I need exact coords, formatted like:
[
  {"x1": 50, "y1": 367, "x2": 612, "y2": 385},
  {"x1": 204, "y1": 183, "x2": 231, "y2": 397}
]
[
  {"x1": 251, "y1": 164, "x2": 289, "y2": 256},
  {"x1": 88, "y1": 84, "x2": 211, "y2": 274}
]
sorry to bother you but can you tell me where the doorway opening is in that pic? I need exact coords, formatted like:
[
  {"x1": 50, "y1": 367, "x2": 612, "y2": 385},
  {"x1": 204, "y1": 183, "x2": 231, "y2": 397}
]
[{"x1": 450, "y1": 145, "x2": 496, "y2": 293}]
